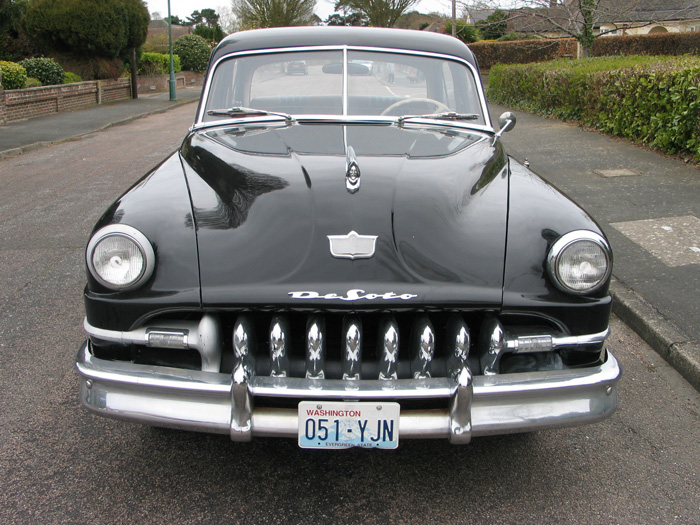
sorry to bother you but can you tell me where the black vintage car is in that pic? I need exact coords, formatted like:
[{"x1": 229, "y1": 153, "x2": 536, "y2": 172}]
[{"x1": 76, "y1": 27, "x2": 620, "y2": 449}]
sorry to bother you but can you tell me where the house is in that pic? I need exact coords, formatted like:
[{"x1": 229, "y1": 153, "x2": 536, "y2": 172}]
[
  {"x1": 505, "y1": 0, "x2": 700, "y2": 38},
  {"x1": 145, "y1": 20, "x2": 192, "y2": 54}
]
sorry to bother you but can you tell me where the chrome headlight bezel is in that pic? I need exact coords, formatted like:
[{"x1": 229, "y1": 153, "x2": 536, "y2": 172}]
[
  {"x1": 86, "y1": 225, "x2": 155, "y2": 291},
  {"x1": 546, "y1": 230, "x2": 612, "y2": 295}
]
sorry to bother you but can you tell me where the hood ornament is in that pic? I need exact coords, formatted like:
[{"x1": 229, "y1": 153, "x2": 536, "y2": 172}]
[
  {"x1": 346, "y1": 146, "x2": 360, "y2": 194},
  {"x1": 328, "y1": 231, "x2": 377, "y2": 260}
]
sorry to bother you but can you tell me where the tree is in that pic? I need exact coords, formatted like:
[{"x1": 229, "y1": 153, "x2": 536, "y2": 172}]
[
  {"x1": 193, "y1": 23, "x2": 226, "y2": 43},
  {"x1": 476, "y1": 9, "x2": 508, "y2": 40},
  {"x1": 0, "y1": 0, "x2": 39, "y2": 60},
  {"x1": 325, "y1": 12, "x2": 368, "y2": 26},
  {"x1": 217, "y1": 6, "x2": 240, "y2": 34},
  {"x1": 164, "y1": 15, "x2": 183, "y2": 25},
  {"x1": 24, "y1": 0, "x2": 149, "y2": 60},
  {"x1": 463, "y1": 0, "x2": 700, "y2": 58},
  {"x1": 232, "y1": 0, "x2": 316, "y2": 29},
  {"x1": 333, "y1": 0, "x2": 418, "y2": 27},
  {"x1": 188, "y1": 8, "x2": 225, "y2": 43},
  {"x1": 444, "y1": 20, "x2": 479, "y2": 44}
]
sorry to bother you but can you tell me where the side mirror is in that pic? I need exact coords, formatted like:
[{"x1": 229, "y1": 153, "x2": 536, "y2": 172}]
[
  {"x1": 498, "y1": 111, "x2": 516, "y2": 133},
  {"x1": 493, "y1": 111, "x2": 516, "y2": 144}
]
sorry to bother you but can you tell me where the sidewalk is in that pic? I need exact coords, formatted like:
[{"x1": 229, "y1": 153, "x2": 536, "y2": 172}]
[
  {"x1": 0, "y1": 92, "x2": 697, "y2": 391},
  {"x1": 491, "y1": 103, "x2": 700, "y2": 391},
  {"x1": 0, "y1": 86, "x2": 201, "y2": 159}
]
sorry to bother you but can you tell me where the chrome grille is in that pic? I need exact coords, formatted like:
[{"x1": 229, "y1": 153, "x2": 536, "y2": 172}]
[{"x1": 228, "y1": 312, "x2": 475, "y2": 381}]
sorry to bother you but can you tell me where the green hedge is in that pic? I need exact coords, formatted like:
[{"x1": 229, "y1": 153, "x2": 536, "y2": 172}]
[
  {"x1": 592, "y1": 32, "x2": 700, "y2": 57},
  {"x1": 137, "y1": 52, "x2": 181, "y2": 75},
  {"x1": 488, "y1": 56, "x2": 700, "y2": 159},
  {"x1": 470, "y1": 32, "x2": 700, "y2": 69},
  {"x1": 470, "y1": 38, "x2": 577, "y2": 69},
  {"x1": 0, "y1": 60, "x2": 28, "y2": 89}
]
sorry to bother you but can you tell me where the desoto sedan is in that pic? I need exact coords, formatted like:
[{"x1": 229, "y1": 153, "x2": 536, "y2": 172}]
[{"x1": 76, "y1": 26, "x2": 620, "y2": 449}]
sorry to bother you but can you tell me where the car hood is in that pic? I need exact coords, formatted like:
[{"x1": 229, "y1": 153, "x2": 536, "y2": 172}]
[{"x1": 180, "y1": 122, "x2": 509, "y2": 308}]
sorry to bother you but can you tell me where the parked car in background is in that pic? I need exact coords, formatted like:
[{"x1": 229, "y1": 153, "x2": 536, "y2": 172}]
[
  {"x1": 77, "y1": 26, "x2": 620, "y2": 449},
  {"x1": 286, "y1": 60, "x2": 308, "y2": 75}
]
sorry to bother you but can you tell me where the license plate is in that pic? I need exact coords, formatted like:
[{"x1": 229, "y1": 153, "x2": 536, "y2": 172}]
[{"x1": 298, "y1": 401, "x2": 400, "y2": 449}]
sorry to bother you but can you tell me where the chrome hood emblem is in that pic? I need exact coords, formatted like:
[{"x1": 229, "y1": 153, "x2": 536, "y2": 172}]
[
  {"x1": 328, "y1": 231, "x2": 377, "y2": 260},
  {"x1": 346, "y1": 146, "x2": 360, "y2": 194}
]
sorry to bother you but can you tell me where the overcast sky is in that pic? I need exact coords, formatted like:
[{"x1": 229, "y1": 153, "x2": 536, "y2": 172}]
[{"x1": 146, "y1": 0, "x2": 458, "y2": 23}]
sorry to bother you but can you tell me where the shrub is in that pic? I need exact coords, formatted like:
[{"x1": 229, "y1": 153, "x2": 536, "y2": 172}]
[
  {"x1": 0, "y1": 60, "x2": 27, "y2": 89},
  {"x1": 173, "y1": 34, "x2": 210, "y2": 72},
  {"x1": 138, "y1": 52, "x2": 181, "y2": 75},
  {"x1": 19, "y1": 57, "x2": 65, "y2": 86},
  {"x1": 444, "y1": 21, "x2": 479, "y2": 44},
  {"x1": 64, "y1": 71, "x2": 82, "y2": 83},
  {"x1": 488, "y1": 56, "x2": 700, "y2": 159},
  {"x1": 24, "y1": 77, "x2": 42, "y2": 88}
]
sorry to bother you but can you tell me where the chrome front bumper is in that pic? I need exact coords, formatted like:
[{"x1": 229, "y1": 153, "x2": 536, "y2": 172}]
[{"x1": 76, "y1": 341, "x2": 621, "y2": 443}]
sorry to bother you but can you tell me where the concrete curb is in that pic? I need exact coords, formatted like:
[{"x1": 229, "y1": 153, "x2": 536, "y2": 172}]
[
  {"x1": 0, "y1": 97, "x2": 198, "y2": 160},
  {"x1": 611, "y1": 279, "x2": 700, "y2": 392}
]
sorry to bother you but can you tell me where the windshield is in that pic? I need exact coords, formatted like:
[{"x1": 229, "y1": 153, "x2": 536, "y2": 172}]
[{"x1": 201, "y1": 48, "x2": 486, "y2": 125}]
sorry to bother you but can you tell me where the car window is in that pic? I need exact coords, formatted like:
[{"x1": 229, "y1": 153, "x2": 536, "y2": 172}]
[
  {"x1": 203, "y1": 48, "x2": 484, "y2": 124},
  {"x1": 204, "y1": 50, "x2": 344, "y2": 120}
]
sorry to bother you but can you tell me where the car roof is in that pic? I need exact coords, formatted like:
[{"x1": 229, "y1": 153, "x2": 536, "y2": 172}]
[{"x1": 210, "y1": 26, "x2": 478, "y2": 68}]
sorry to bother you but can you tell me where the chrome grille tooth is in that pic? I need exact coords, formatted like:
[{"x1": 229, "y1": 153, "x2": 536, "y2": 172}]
[
  {"x1": 446, "y1": 315, "x2": 470, "y2": 381},
  {"x1": 232, "y1": 315, "x2": 256, "y2": 384},
  {"x1": 479, "y1": 315, "x2": 505, "y2": 375},
  {"x1": 411, "y1": 315, "x2": 435, "y2": 379},
  {"x1": 377, "y1": 315, "x2": 399, "y2": 380},
  {"x1": 305, "y1": 315, "x2": 325, "y2": 379},
  {"x1": 269, "y1": 316, "x2": 290, "y2": 377},
  {"x1": 342, "y1": 316, "x2": 362, "y2": 380},
  {"x1": 231, "y1": 315, "x2": 255, "y2": 441}
]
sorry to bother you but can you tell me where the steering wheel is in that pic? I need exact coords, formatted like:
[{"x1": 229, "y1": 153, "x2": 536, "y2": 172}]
[{"x1": 381, "y1": 97, "x2": 451, "y2": 117}]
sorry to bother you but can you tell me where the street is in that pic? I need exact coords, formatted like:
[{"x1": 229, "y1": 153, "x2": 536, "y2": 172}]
[{"x1": 1, "y1": 104, "x2": 699, "y2": 523}]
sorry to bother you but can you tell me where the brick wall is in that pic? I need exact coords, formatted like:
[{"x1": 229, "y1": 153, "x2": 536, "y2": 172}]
[
  {"x1": 101, "y1": 78, "x2": 132, "y2": 103},
  {"x1": 1, "y1": 79, "x2": 131, "y2": 124},
  {"x1": 0, "y1": 84, "x2": 6, "y2": 125},
  {"x1": 136, "y1": 72, "x2": 204, "y2": 94}
]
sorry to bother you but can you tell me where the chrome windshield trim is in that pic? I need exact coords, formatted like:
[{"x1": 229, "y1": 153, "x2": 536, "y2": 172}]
[
  {"x1": 191, "y1": 116, "x2": 494, "y2": 134},
  {"x1": 196, "y1": 44, "x2": 492, "y2": 131}
]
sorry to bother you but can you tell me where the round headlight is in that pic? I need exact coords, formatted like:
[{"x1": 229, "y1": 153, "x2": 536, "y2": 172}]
[
  {"x1": 86, "y1": 225, "x2": 155, "y2": 291},
  {"x1": 547, "y1": 231, "x2": 612, "y2": 294}
]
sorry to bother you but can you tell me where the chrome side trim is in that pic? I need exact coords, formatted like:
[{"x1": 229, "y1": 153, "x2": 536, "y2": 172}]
[
  {"x1": 479, "y1": 315, "x2": 610, "y2": 375},
  {"x1": 77, "y1": 343, "x2": 621, "y2": 442},
  {"x1": 84, "y1": 315, "x2": 223, "y2": 373}
]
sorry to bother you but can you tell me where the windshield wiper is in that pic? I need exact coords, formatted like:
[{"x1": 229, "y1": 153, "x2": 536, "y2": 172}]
[
  {"x1": 397, "y1": 112, "x2": 480, "y2": 126},
  {"x1": 206, "y1": 106, "x2": 294, "y2": 122}
]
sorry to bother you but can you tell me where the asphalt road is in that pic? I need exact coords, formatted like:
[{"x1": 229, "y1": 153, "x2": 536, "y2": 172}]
[{"x1": 1, "y1": 105, "x2": 699, "y2": 523}]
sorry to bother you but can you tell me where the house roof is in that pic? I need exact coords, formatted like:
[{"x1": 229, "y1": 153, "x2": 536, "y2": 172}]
[{"x1": 505, "y1": 0, "x2": 700, "y2": 34}]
